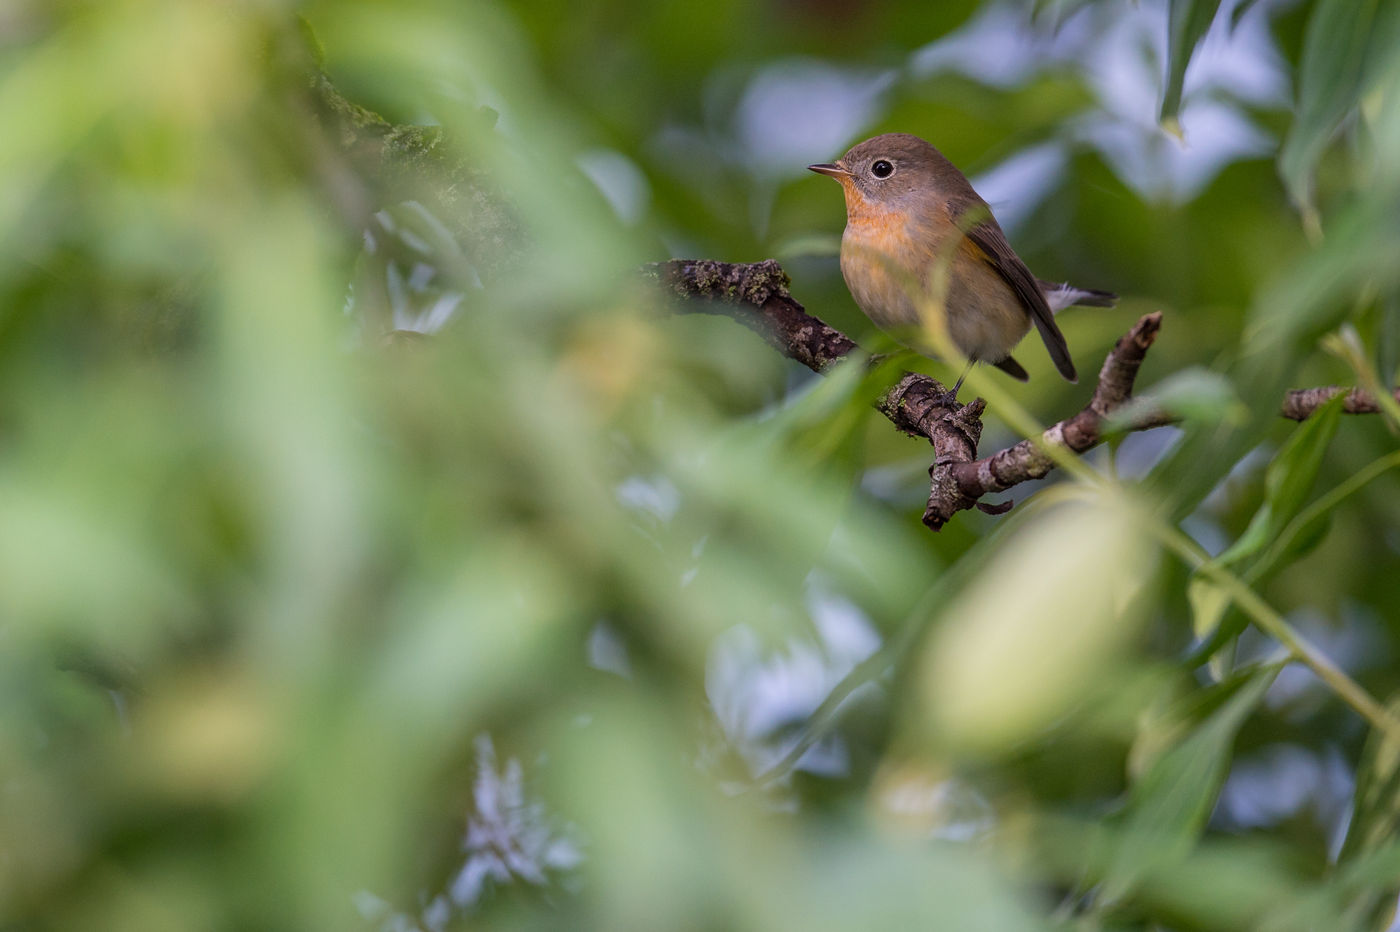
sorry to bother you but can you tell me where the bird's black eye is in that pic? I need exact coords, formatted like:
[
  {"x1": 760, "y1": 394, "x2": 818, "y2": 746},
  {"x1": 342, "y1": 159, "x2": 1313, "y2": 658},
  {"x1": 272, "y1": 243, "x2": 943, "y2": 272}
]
[{"x1": 870, "y1": 159, "x2": 894, "y2": 178}]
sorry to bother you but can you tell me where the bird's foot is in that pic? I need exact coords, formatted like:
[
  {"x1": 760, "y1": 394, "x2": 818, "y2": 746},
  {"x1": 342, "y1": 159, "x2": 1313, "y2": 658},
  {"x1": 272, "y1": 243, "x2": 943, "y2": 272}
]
[
  {"x1": 935, "y1": 388, "x2": 962, "y2": 410},
  {"x1": 936, "y1": 371, "x2": 970, "y2": 410},
  {"x1": 938, "y1": 361, "x2": 973, "y2": 410}
]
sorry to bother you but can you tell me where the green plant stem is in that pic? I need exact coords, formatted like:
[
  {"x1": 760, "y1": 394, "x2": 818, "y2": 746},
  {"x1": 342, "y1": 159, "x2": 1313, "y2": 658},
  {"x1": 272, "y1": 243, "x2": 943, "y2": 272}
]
[{"x1": 1155, "y1": 522, "x2": 1400, "y2": 743}]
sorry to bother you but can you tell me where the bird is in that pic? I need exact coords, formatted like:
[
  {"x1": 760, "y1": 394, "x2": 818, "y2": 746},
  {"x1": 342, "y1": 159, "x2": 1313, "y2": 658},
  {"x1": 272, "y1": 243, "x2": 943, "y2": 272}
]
[{"x1": 808, "y1": 132, "x2": 1115, "y2": 400}]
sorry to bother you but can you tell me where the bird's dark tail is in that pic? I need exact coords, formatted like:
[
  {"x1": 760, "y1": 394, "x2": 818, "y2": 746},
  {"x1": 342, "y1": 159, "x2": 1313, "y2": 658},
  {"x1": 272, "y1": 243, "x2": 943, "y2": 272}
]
[{"x1": 992, "y1": 355, "x2": 1030, "y2": 382}]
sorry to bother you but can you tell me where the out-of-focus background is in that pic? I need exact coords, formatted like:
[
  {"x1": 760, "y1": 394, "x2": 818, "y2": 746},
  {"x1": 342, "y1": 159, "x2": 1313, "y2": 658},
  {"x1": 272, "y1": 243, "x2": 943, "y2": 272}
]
[{"x1": 4, "y1": 0, "x2": 1400, "y2": 929}]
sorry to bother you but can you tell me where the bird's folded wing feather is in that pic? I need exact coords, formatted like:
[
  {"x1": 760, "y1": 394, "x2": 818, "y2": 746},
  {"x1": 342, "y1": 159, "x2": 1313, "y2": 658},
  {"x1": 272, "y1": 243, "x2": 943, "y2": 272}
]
[{"x1": 951, "y1": 197, "x2": 1078, "y2": 382}]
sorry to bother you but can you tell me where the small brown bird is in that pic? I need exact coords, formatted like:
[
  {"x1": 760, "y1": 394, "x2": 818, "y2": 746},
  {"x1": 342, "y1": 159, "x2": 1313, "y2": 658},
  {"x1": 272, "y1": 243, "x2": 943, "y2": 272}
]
[{"x1": 809, "y1": 132, "x2": 1115, "y2": 398}]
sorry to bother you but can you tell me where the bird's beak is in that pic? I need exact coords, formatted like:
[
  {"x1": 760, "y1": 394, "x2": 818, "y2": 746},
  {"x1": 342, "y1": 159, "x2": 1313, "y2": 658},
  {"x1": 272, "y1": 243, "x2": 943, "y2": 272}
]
[{"x1": 807, "y1": 162, "x2": 850, "y2": 179}]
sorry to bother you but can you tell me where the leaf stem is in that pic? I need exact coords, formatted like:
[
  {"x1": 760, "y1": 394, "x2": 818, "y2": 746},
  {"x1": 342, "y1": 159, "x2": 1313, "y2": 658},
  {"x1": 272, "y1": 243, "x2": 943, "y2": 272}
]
[{"x1": 1155, "y1": 523, "x2": 1400, "y2": 743}]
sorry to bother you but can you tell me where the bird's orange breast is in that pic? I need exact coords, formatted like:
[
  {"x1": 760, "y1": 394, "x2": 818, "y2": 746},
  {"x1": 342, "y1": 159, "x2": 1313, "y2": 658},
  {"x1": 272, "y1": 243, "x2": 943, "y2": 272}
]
[
  {"x1": 836, "y1": 180, "x2": 941, "y2": 335},
  {"x1": 838, "y1": 181, "x2": 916, "y2": 256}
]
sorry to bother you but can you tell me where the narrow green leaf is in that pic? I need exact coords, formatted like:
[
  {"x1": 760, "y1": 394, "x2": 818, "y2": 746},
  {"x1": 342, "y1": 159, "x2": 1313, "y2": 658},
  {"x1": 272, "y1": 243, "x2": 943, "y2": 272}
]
[
  {"x1": 1191, "y1": 445, "x2": 1400, "y2": 666},
  {"x1": 1337, "y1": 694, "x2": 1400, "y2": 928},
  {"x1": 1379, "y1": 293, "x2": 1400, "y2": 386},
  {"x1": 1160, "y1": 0, "x2": 1224, "y2": 131},
  {"x1": 1341, "y1": 694, "x2": 1400, "y2": 863},
  {"x1": 1363, "y1": 17, "x2": 1400, "y2": 196},
  {"x1": 1260, "y1": 509, "x2": 1334, "y2": 571},
  {"x1": 1106, "y1": 665, "x2": 1281, "y2": 900},
  {"x1": 1255, "y1": 450, "x2": 1400, "y2": 578},
  {"x1": 919, "y1": 497, "x2": 1154, "y2": 756},
  {"x1": 1187, "y1": 576, "x2": 1236, "y2": 681},
  {"x1": 1214, "y1": 392, "x2": 1346, "y2": 568},
  {"x1": 1243, "y1": 199, "x2": 1400, "y2": 360},
  {"x1": 1256, "y1": 394, "x2": 1345, "y2": 520},
  {"x1": 1105, "y1": 367, "x2": 1246, "y2": 433},
  {"x1": 1214, "y1": 510, "x2": 1273, "y2": 570},
  {"x1": 1188, "y1": 576, "x2": 1230, "y2": 644},
  {"x1": 1278, "y1": 0, "x2": 1380, "y2": 213},
  {"x1": 1188, "y1": 395, "x2": 1344, "y2": 649}
]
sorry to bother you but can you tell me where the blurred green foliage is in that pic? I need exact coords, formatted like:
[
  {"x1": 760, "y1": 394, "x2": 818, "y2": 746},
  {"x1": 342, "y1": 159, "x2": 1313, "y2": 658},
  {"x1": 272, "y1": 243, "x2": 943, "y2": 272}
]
[{"x1": 3, "y1": 0, "x2": 1400, "y2": 929}]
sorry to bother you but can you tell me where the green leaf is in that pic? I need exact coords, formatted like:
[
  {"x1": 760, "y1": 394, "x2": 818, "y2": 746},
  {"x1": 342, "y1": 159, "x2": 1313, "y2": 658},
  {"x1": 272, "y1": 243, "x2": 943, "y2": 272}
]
[
  {"x1": 918, "y1": 496, "x2": 1155, "y2": 756},
  {"x1": 1255, "y1": 449, "x2": 1400, "y2": 579},
  {"x1": 1243, "y1": 200, "x2": 1400, "y2": 363},
  {"x1": 1106, "y1": 367, "x2": 1246, "y2": 433},
  {"x1": 1190, "y1": 440, "x2": 1399, "y2": 668},
  {"x1": 1106, "y1": 665, "x2": 1281, "y2": 901},
  {"x1": 1337, "y1": 694, "x2": 1400, "y2": 928},
  {"x1": 1361, "y1": 11, "x2": 1400, "y2": 197},
  {"x1": 1278, "y1": 0, "x2": 1380, "y2": 215},
  {"x1": 1258, "y1": 508, "x2": 1334, "y2": 571},
  {"x1": 1341, "y1": 694, "x2": 1400, "y2": 864},
  {"x1": 1160, "y1": 0, "x2": 1224, "y2": 132},
  {"x1": 1187, "y1": 576, "x2": 1236, "y2": 682},
  {"x1": 1186, "y1": 394, "x2": 1343, "y2": 649},
  {"x1": 1379, "y1": 292, "x2": 1400, "y2": 386},
  {"x1": 1213, "y1": 392, "x2": 1346, "y2": 568},
  {"x1": 1188, "y1": 576, "x2": 1231, "y2": 645}
]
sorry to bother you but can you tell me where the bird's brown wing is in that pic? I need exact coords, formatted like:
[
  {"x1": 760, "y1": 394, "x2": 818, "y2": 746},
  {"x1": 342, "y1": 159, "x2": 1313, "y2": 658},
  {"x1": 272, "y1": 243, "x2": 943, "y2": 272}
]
[{"x1": 951, "y1": 199, "x2": 1078, "y2": 382}]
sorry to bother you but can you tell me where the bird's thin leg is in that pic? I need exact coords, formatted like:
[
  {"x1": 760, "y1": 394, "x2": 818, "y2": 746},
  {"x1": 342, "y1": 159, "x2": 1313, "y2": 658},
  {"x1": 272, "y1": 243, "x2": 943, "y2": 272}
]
[{"x1": 942, "y1": 357, "x2": 976, "y2": 407}]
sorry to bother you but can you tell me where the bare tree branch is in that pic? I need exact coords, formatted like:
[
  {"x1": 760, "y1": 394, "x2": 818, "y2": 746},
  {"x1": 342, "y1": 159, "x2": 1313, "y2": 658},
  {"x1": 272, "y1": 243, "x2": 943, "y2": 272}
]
[
  {"x1": 1281, "y1": 385, "x2": 1400, "y2": 420},
  {"x1": 647, "y1": 259, "x2": 858, "y2": 372},
  {"x1": 649, "y1": 258, "x2": 1391, "y2": 531},
  {"x1": 928, "y1": 312, "x2": 1170, "y2": 529},
  {"x1": 649, "y1": 259, "x2": 968, "y2": 441}
]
